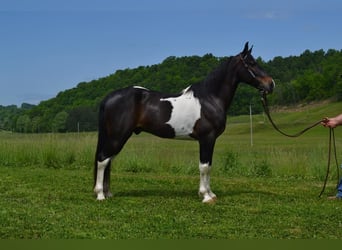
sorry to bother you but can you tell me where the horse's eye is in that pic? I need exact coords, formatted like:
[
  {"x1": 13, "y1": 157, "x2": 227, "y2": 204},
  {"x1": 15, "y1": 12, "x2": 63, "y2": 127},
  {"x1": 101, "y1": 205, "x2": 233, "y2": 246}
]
[{"x1": 249, "y1": 61, "x2": 257, "y2": 67}]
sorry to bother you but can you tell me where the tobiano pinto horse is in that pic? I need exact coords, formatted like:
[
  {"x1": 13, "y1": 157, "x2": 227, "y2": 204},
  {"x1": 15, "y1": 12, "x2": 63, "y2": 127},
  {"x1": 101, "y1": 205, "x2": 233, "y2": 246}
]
[{"x1": 94, "y1": 42, "x2": 275, "y2": 203}]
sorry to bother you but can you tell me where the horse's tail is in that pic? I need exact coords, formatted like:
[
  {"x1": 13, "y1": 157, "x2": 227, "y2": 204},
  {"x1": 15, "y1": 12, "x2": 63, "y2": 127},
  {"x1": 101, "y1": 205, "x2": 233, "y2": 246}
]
[{"x1": 94, "y1": 99, "x2": 107, "y2": 187}]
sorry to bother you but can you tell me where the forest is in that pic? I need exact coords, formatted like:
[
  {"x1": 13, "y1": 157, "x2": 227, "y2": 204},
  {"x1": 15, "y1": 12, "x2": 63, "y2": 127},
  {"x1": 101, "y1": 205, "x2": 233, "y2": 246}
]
[{"x1": 1, "y1": 48, "x2": 342, "y2": 133}]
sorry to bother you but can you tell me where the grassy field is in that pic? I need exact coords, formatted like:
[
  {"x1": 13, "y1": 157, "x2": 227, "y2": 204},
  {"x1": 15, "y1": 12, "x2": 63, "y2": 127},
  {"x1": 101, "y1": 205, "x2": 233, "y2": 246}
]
[{"x1": 1, "y1": 101, "x2": 342, "y2": 239}]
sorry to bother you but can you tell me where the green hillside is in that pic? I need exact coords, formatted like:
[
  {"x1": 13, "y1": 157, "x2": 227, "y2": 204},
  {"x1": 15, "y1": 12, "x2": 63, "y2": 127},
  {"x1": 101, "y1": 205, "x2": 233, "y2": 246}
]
[
  {"x1": 227, "y1": 101, "x2": 342, "y2": 137},
  {"x1": 1, "y1": 48, "x2": 342, "y2": 133}
]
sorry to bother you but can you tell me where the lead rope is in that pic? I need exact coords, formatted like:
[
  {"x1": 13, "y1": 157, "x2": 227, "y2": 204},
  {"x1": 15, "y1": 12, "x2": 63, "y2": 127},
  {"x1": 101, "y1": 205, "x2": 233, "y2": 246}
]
[
  {"x1": 318, "y1": 128, "x2": 339, "y2": 197},
  {"x1": 260, "y1": 93, "x2": 324, "y2": 137},
  {"x1": 260, "y1": 93, "x2": 339, "y2": 197}
]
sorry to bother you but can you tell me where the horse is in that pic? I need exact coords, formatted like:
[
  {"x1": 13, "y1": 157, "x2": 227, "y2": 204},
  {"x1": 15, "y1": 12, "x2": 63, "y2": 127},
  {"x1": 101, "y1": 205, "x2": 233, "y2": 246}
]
[{"x1": 94, "y1": 42, "x2": 275, "y2": 203}]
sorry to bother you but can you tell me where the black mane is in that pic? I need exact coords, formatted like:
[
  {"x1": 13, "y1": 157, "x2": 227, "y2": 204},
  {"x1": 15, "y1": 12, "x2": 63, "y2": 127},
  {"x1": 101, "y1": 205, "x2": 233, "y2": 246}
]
[
  {"x1": 204, "y1": 57, "x2": 232, "y2": 85},
  {"x1": 190, "y1": 56, "x2": 233, "y2": 96}
]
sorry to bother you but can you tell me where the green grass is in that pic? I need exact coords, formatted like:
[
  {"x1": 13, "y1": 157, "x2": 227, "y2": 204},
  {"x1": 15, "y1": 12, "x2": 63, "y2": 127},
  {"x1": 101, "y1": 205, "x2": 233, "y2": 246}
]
[
  {"x1": 1, "y1": 101, "x2": 342, "y2": 239},
  {"x1": 1, "y1": 168, "x2": 341, "y2": 239}
]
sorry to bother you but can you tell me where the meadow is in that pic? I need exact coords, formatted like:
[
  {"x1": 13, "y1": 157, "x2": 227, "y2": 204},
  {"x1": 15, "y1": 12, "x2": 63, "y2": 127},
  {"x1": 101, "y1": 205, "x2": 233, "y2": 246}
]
[{"x1": 1, "y1": 101, "x2": 342, "y2": 239}]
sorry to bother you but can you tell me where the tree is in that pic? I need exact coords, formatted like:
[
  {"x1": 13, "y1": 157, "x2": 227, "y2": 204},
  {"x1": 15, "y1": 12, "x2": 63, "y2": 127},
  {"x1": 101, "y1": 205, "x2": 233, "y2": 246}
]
[
  {"x1": 31, "y1": 116, "x2": 41, "y2": 133},
  {"x1": 16, "y1": 115, "x2": 30, "y2": 133},
  {"x1": 336, "y1": 75, "x2": 342, "y2": 101},
  {"x1": 66, "y1": 107, "x2": 97, "y2": 132},
  {"x1": 52, "y1": 111, "x2": 68, "y2": 132}
]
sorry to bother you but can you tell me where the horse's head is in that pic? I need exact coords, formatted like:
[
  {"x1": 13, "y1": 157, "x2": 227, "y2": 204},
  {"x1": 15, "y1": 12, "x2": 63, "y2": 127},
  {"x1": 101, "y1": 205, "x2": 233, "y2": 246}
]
[{"x1": 237, "y1": 42, "x2": 275, "y2": 95}]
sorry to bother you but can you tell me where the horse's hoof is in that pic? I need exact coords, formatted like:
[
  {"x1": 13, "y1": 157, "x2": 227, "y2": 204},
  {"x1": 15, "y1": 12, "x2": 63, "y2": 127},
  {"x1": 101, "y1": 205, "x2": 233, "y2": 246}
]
[
  {"x1": 105, "y1": 191, "x2": 113, "y2": 198},
  {"x1": 202, "y1": 196, "x2": 217, "y2": 204},
  {"x1": 96, "y1": 193, "x2": 106, "y2": 201}
]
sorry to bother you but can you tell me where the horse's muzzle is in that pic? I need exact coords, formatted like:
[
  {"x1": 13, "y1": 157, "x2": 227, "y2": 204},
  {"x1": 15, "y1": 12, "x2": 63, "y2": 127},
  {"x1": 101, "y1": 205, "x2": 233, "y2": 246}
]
[{"x1": 258, "y1": 77, "x2": 275, "y2": 94}]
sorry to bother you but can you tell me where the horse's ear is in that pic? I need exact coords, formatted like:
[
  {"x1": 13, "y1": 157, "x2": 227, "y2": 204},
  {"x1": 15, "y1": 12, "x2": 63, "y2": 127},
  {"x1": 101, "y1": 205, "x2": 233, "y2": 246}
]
[
  {"x1": 248, "y1": 45, "x2": 253, "y2": 54},
  {"x1": 242, "y1": 42, "x2": 249, "y2": 57}
]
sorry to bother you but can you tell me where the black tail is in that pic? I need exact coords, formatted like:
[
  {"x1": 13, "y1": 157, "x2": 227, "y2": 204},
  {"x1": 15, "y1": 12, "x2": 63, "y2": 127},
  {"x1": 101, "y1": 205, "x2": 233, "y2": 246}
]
[{"x1": 94, "y1": 100, "x2": 107, "y2": 187}]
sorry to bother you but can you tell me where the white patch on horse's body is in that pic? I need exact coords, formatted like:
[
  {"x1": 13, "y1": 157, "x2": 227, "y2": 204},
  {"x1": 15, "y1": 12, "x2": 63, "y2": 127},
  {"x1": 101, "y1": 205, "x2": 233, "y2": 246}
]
[
  {"x1": 160, "y1": 88, "x2": 201, "y2": 137},
  {"x1": 181, "y1": 86, "x2": 191, "y2": 94},
  {"x1": 94, "y1": 158, "x2": 111, "y2": 200},
  {"x1": 134, "y1": 86, "x2": 149, "y2": 91}
]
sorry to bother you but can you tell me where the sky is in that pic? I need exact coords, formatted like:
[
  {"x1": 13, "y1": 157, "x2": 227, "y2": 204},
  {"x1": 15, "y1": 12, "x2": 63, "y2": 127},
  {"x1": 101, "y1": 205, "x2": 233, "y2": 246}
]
[{"x1": 1, "y1": 0, "x2": 341, "y2": 106}]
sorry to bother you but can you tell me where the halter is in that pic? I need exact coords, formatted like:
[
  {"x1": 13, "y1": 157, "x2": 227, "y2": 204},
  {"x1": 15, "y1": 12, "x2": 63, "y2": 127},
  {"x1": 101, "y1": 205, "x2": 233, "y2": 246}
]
[{"x1": 239, "y1": 54, "x2": 257, "y2": 79}]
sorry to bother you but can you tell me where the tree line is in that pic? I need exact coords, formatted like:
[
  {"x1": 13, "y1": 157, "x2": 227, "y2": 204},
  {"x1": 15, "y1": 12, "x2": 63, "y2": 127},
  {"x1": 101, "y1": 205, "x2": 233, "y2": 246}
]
[{"x1": 1, "y1": 48, "x2": 341, "y2": 133}]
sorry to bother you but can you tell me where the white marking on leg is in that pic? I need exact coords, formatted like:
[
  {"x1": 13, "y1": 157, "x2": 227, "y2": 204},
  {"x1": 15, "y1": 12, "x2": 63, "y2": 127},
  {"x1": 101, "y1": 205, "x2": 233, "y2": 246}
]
[
  {"x1": 94, "y1": 158, "x2": 110, "y2": 200},
  {"x1": 160, "y1": 88, "x2": 201, "y2": 137},
  {"x1": 199, "y1": 162, "x2": 217, "y2": 203}
]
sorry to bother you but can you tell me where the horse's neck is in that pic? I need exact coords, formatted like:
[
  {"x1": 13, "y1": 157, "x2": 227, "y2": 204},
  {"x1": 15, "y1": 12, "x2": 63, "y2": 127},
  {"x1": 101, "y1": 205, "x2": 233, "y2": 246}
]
[
  {"x1": 218, "y1": 74, "x2": 239, "y2": 112},
  {"x1": 205, "y1": 59, "x2": 239, "y2": 112}
]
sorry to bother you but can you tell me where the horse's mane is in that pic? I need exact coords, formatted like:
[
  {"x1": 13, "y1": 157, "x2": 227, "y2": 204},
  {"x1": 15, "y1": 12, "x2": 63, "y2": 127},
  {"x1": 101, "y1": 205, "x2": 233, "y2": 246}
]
[
  {"x1": 203, "y1": 57, "x2": 232, "y2": 85},
  {"x1": 190, "y1": 56, "x2": 233, "y2": 95}
]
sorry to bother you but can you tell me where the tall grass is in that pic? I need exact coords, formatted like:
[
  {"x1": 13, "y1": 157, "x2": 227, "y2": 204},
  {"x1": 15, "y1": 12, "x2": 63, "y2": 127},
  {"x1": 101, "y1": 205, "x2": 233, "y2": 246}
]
[
  {"x1": 0, "y1": 132, "x2": 95, "y2": 169},
  {"x1": 0, "y1": 120, "x2": 340, "y2": 181}
]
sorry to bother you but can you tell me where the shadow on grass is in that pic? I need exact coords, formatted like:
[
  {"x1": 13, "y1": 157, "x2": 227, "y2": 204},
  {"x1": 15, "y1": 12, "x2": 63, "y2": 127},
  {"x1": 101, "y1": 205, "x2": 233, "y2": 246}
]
[
  {"x1": 107, "y1": 174, "x2": 294, "y2": 201},
  {"x1": 114, "y1": 188, "x2": 196, "y2": 199},
  {"x1": 112, "y1": 188, "x2": 281, "y2": 201}
]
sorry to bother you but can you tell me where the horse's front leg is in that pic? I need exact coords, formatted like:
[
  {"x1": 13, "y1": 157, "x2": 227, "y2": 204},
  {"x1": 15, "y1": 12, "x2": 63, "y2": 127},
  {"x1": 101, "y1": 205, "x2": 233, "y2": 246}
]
[
  {"x1": 198, "y1": 138, "x2": 217, "y2": 204},
  {"x1": 199, "y1": 162, "x2": 217, "y2": 203}
]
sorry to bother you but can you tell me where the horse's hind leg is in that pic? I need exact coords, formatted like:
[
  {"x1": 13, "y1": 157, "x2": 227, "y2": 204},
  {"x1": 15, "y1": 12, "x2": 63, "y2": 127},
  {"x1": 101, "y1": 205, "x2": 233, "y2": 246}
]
[
  {"x1": 103, "y1": 162, "x2": 112, "y2": 198},
  {"x1": 94, "y1": 158, "x2": 111, "y2": 200},
  {"x1": 94, "y1": 132, "x2": 132, "y2": 200}
]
